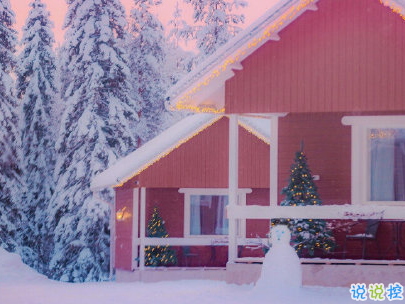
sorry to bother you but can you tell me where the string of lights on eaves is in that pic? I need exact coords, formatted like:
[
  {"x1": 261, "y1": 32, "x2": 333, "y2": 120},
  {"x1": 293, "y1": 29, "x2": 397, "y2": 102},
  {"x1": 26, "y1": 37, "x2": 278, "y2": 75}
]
[
  {"x1": 380, "y1": 0, "x2": 405, "y2": 20},
  {"x1": 171, "y1": 0, "x2": 405, "y2": 114},
  {"x1": 113, "y1": 116, "x2": 223, "y2": 188},
  {"x1": 238, "y1": 121, "x2": 270, "y2": 145}
]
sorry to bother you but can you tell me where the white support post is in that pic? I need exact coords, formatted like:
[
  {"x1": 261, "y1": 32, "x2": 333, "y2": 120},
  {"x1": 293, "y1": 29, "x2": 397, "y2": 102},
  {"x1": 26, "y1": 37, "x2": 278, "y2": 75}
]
[
  {"x1": 139, "y1": 188, "x2": 146, "y2": 271},
  {"x1": 131, "y1": 188, "x2": 139, "y2": 270},
  {"x1": 270, "y1": 116, "x2": 279, "y2": 207},
  {"x1": 228, "y1": 114, "x2": 239, "y2": 264}
]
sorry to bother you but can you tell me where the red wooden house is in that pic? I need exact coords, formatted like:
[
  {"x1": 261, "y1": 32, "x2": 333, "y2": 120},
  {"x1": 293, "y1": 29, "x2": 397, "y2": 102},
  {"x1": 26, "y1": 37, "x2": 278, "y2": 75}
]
[{"x1": 91, "y1": 0, "x2": 405, "y2": 286}]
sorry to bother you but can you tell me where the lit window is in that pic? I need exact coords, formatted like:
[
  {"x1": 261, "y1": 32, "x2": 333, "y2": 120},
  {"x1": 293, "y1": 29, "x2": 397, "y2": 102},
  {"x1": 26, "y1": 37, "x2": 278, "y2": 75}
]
[{"x1": 369, "y1": 128, "x2": 405, "y2": 201}]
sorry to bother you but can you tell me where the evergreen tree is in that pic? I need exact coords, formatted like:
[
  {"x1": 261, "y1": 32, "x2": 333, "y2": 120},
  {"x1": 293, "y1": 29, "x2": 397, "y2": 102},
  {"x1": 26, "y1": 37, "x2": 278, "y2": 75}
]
[
  {"x1": 49, "y1": 0, "x2": 139, "y2": 282},
  {"x1": 167, "y1": 1, "x2": 195, "y2": 85},
  {"x1": 17, "y1": 0, "x2": 57, "y2": 271},
  {"x1": 180, "y1": 0, "x2": 247, "y2": 59},
  {"x1": 275, "y1": 148, "x2": 335, "y2": 256},
  {"x1": 144, "y1": 207, "x2": 177, "y2": 267},
  {"x1": 168, "y1": 1, "x2": 183, "y2": 49},
  {"x1": 58, "y1": 42, "x2": 72, "y2": 107},
  {"x1": 129, "y1": 0, "x2": 170, "y2": 142},
  {"x1": 0, "y1": 0, "x2": 23, "y2": 253}
]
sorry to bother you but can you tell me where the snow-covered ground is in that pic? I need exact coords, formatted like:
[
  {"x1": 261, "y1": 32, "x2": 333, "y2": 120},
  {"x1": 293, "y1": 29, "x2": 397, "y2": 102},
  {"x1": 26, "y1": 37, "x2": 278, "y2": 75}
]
[{"x1": 0, "y1": 248, "x2": 384, "y2": 304}]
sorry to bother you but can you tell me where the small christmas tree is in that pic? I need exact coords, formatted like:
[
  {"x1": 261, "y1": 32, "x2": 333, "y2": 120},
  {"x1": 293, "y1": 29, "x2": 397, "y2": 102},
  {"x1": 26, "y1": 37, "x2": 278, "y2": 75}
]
[
  {"x1": 144, "y1": 207, "x2": 177, "y2": 267},
  {"x1": 273, "y1": 146, "x2": 335, "y2": 256}
]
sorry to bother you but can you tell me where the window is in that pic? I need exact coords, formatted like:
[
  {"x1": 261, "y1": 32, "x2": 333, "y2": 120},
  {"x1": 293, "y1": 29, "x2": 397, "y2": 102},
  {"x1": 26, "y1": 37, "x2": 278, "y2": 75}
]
[
  {"x1": 370, "y1": 128, "x2": 405, "y2": 201},
  {"x1": 190, "y1": 195, "x2": 228, "y2": 235},
  {"x1": 180, "y1": 188, "x2": 251, "y2": 237},
  {"x1": 342, "y1": 116, "x2": 405, "y2": 205}
]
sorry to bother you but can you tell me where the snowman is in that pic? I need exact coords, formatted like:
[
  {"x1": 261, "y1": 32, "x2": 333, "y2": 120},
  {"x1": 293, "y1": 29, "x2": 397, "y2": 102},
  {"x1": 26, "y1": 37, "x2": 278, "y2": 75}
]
[{"x1": 255, "y1": 224, "x2": 302, "y2": 291}]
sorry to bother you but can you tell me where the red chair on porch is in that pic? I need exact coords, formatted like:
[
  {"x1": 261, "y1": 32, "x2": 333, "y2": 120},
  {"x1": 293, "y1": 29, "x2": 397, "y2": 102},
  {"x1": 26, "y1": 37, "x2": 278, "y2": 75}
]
[{"x1": 343, "y1": 220, "x2": 380, "y2": 259}]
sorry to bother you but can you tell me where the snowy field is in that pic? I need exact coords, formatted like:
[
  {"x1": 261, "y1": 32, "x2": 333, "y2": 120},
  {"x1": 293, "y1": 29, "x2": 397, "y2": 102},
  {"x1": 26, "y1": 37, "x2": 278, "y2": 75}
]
[{"x1": 0, "y1": 248, "x2": 387, "y2": 304}]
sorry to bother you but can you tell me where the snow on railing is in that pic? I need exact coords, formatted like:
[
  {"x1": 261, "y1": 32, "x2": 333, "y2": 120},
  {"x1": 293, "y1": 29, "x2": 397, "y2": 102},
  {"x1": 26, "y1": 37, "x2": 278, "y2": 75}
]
[{"x1": 227, "y1": 205, "x2": 405, "y2": 221}]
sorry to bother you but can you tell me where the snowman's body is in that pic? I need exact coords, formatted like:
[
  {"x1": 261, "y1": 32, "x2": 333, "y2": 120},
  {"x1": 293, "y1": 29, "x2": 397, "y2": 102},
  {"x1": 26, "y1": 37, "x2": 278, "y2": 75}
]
[{"x1": 255, "y1": 225, "x2": 302, "y2": 290}]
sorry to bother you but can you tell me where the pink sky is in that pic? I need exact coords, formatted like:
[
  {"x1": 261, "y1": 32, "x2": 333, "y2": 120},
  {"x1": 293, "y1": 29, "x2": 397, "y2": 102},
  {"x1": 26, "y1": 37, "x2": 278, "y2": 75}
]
[{"x1": 10, "y1": 0, "x2": 275, "y2": 48}]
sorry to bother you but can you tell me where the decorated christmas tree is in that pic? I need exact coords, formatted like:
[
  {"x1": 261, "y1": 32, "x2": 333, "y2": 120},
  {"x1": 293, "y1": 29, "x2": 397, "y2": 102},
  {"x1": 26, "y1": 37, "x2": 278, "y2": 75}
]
[
  {"x1": 144, "y1": 207, "x2": 177, "y2": 267},
  {"x1": 273, "y1": 146, "x2": 335, "y2": 256}
]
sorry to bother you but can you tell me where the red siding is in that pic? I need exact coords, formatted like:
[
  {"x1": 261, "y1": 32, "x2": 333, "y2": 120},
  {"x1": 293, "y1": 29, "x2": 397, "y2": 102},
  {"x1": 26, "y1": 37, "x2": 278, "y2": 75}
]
[
  {"x1": 136, "y1": 117, "x2": 270, "y2": 188},
  {"x1": 115, "y1": 188, "x2": 133, "y2": 270},
  {"x1": 246, "y1": 188, "x2": 270, "y2": 239},
  {"x1": 145, "y1": 188, "x2": 184, "y2": 238},
  {"x1": 226, "y1": 0, "x2": 405, "y2": 113},
  {"x1": 278, "y1": 113, "x2": 352, "y2": 205}
]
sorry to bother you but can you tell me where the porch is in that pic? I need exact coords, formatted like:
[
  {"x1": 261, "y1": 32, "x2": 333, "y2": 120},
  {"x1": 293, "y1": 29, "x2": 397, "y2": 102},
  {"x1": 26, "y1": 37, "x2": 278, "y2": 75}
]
[{"x1": 121, "y1": 185, "x2": 405, "y2": 287}]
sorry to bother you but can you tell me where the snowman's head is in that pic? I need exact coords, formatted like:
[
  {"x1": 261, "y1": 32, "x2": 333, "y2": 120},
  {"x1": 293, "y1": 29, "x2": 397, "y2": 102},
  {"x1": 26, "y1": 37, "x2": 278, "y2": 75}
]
[{"x1": 271, "y1": 225, "x2": 291, "y2": 245}]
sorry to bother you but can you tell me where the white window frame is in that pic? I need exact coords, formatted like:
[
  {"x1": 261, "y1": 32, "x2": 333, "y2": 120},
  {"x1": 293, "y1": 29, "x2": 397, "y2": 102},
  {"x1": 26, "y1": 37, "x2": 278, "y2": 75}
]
[
  {"x1": 342, "y1": 115, "x2": 405, "y2": 206},
  {"x1": 179, "y1": 188, "x2": 252, "y2": 238}
]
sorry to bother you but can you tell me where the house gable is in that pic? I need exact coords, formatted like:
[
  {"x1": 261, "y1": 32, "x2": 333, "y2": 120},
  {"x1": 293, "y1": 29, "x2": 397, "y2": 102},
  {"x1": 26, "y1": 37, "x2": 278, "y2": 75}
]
[
  {"x1": 226, "y1": 0, "x2": 405, "y2": 113},
  {"x1": 132, "y1": 117, "x2": 270, "y2": 188}
]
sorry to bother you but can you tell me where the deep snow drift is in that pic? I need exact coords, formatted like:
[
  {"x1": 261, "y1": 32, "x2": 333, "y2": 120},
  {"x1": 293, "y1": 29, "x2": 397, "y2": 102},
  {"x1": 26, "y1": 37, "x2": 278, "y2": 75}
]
[{"x1": 0, "y1": 247, "x2": 375, "y2": 304}]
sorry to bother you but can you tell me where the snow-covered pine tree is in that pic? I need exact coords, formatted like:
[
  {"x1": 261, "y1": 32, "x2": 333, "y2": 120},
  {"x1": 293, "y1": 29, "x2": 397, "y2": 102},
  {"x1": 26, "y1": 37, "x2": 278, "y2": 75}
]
[
  {"x1": 17, "y1": 0, "x2": 57, "y2": 272},
  {"x1": 49, "y1": 0, "x2": 139, "y2": 282},
  {"x1": 180, "y1": 0, "x2": 247, "y2": 59},
  {"x1": 274, "y1": 147, "x2": 336, "y2": 256},
  {"x1": 168, "y1": 1, "x2": 183, "y2": 49},
  {"x1": 167, "y1": 1, "x2": 195, "y2": 85},
  {"x1": 129, "y1": 0, "x2": 171, "y2": 142},
  {"x1": 0, "y1": 0, "x2": 23, "y2": 253},
  {"x1": 58, "y1": 43, "x2": 71, "y2": 107}
]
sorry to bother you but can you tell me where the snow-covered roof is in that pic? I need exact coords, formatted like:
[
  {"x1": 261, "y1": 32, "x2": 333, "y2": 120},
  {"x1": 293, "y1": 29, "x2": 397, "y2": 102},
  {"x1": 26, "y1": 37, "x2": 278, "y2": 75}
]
[
  {"x1": 166, "y1": 0, "x2": 405, "y2": 114},
  {"x1": 91, "y1": 114, "x2": 271, "y2": 190},
  {"x1": 239, "y1": 116, "x2": 270, "y2": 144}
]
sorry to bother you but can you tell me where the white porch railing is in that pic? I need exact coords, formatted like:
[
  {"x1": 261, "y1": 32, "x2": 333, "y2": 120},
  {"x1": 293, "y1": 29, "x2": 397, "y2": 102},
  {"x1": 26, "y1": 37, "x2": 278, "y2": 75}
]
[
  {"x1": 227, "y1": 205, "x2": 405, "y2": 220},
  {"x1": 133, "y1": 237, "x2": 264, "y2": 247},
  {"x1": 132, "y1": 237, "x2": 267, "y2": 269}
]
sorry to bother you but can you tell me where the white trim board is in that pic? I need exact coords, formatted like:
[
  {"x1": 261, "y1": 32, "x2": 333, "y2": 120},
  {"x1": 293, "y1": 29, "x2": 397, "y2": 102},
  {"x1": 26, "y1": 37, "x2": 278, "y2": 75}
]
[
  {"x1": 131, "y1": 188, "x2": 139, "y2": 270},
  {"x1": 139, "y1": 188, "x2": 146, "y2": 271}
]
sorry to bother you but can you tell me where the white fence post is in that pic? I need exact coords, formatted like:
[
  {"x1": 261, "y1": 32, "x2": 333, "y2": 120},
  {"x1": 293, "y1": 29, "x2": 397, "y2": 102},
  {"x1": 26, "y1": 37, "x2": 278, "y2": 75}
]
[
  {"x1": 270, "y1": 116, "x2": 279, "y2": 207},
  {"x1": 132, "y1": 188, "x2": 139, "y2": 270},
  {"x1": 139, "y1": 187, "x2": 146, "y2": 271},
  {"x1": 228, "y1": 114, "x2": 239, "y2": 263}
]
